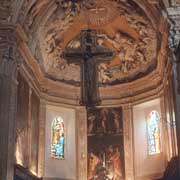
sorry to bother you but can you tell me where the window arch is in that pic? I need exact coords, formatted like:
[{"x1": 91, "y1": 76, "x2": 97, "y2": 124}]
[
  {"x1": 147, "y1": 110, "x2": 161, "y2": 155},
  {"x1": 51, "y1": 116, "x2": 65, "y2": 159}
]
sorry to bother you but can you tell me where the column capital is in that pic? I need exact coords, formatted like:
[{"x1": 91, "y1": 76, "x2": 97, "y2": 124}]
[
  {"x1": 0, "y1": 23, "x2": 16, "y2": 46},
  {"x1": 167, "y1": 7, "x2": 180, "y2": 53},
  {"x1": 0, "y1": 24, "x2": 18, "y2": 80}
]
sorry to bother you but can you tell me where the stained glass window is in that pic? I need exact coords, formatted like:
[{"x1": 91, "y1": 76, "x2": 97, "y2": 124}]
[
  {"x1": 147, "y1": 111, "x2": 161, "y2": 155},
  {"x1": 51, "y1": 116, "x2": 65, "y2": 159}
]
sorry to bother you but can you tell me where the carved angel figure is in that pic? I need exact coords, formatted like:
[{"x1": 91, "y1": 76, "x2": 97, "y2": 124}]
[
  {"x1": 45, "y1": 31, "x2": 58, "y2": 54},
  {"x1": 99, "y1": 64, "x2": 111, "y2": 83}
]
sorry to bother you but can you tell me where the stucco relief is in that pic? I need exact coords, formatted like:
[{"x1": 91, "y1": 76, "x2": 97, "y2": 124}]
[
  {"x1": 18, "y1": 0, "x2": 158, "y2": 86},
  {"x1": 97, "y1": 25, "x2": 157, "y2": 85},
  {"x1": 39, "y1": 1, "x2": 81, "y2": 83},
  {"x1": 41, "y1": 1, "x2": 157, "y2": 85}
]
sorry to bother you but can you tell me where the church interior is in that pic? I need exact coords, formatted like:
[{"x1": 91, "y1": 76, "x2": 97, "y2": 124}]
[{"x1": 1, "y1": 0, "x2": 180, "y2": 180}]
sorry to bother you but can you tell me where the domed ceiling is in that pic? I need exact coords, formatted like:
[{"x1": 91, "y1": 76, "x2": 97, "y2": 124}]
[{"x1": 19, "y1": 0, "x2": 160, "y2": 87}]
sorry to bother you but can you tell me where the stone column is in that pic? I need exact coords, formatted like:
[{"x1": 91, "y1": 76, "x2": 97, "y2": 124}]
[
  {"x1": 0, "y1": 25, "x2": 18, "y2": 180},
  {"x1": 167, "y1": 6, "x2": 180, "y2": 176},
  {"x1": 172, "y1": 57, "x2": 180, "y2": 176}
]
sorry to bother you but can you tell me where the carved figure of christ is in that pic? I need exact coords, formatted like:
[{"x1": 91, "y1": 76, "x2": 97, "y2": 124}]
[{"x1": 63, "y1": 29, "x2": 114, "y2": 107}]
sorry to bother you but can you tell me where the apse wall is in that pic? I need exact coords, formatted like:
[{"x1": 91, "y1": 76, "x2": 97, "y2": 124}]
[
  {"x1": 45, "y1": 105, "x2": 76, "y2": 180},
  {"x1": 133, "y1": 99, "x2": 165, "y2": 179}
]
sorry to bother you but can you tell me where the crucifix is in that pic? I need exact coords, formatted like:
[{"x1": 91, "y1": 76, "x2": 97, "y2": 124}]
[{"x1": 63, "y1": 29, "x2": 115, "y2": 107}]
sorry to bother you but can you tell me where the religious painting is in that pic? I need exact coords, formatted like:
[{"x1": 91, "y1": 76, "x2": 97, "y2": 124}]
[
  {"x1": 30, "y1": 92, "x2": 40, "y2": 173},
  {"x1": 16, "y1": 74, "x2": 29, "y2": 166},
  {"x1": 87, "y1": 107, "x2": 124, "y2": 180},
  {"x1": 147, "y1": 110, "x2": 161, "y2": 155},
  {"x1": 51, "y1": 116, "x2": 65, "y2": 159}
]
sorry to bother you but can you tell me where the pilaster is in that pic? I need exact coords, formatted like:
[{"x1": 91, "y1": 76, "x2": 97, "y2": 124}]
[
  {"x1": 167, "y1": 4, "x2": 180, "y2": 177},
  {"x1": 123, "y1": 104, "x2": 134, "y2": 180},
  {"x1": 38, "y1": 100, "x2": 46, "y2": 177},
  {"x1": 0, "y1": 24, "x2": 18, "y2": 180},
  {"x1": 75, "y1": 107, "x2": 87, "y2": 180}
]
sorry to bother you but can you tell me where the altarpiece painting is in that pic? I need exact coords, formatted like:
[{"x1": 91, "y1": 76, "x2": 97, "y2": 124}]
[{"x1": 87, "y1": 107, "x2": 124, "y2": 180}]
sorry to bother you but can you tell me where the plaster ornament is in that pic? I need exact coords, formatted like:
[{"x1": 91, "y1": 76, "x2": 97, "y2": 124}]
[
  {"x1": 67, "y1": 39, "x2": 81, "y2": 49},
  {"x1": 99, "y1": 63, "x2": 112, "y2": 83},
  {"x1": 26, "y1": 0, "x2": 158, "y2": 85},
  {"x1": 27, "y1": 0, "x2": 50, "y2": 27},
  {"x1": 45, "y1": 31, "x2": 58, "y2": 54},
  {"x1": 97, "y1": 29, "x2": 149, "y2": 77}
]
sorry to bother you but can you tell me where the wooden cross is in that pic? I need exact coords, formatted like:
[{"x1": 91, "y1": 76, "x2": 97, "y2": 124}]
[{"x1": 63, "y1": 29, "x2": 115, "y2": 107}]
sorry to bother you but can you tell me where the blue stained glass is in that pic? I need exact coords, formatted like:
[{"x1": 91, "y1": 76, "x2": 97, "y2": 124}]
[
  {"x1": 51, "y1": 117, "x2": 65, "y2": 159},
  {"x1": 147, "y1": 111, "x2": 161, "y2": 155}
]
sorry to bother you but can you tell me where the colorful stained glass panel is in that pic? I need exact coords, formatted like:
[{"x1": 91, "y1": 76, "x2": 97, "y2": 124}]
[
  {"x1": 51, "y1": 117, "x2": 65, "y2": 159},
  {"x1": 147, "y1": 111, "x2": 161, "y2": 155}
]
